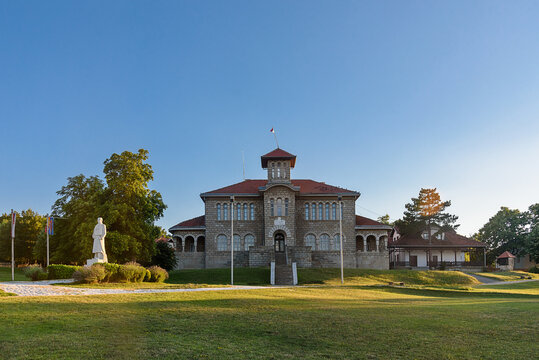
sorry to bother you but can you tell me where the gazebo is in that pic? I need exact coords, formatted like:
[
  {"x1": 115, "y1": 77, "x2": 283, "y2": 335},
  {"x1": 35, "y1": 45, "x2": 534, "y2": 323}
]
[{"x1": 496, "y1": 251, "x2": 516, "y2": 271}]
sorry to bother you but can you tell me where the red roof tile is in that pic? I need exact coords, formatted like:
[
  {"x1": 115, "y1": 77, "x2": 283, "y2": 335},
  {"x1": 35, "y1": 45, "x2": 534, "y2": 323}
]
[
  {"x1": 201, "y1": 179, "x2": 358, "y2": 196},
  {"x1": 261, "y1": 148, "x2": 296, "y2": 168},
  {"x1": 391, "y1": 230, "x2": 485, "y2": 248},
  {"x1": 497, "y1": 251, "x2": 516, "y2": 259},
  {"x1": 170, "y1": 215, "x2": 205, "y2": 229},
  {"x1": 355, "y1": 215, "x2": 387, "y2": 226}
]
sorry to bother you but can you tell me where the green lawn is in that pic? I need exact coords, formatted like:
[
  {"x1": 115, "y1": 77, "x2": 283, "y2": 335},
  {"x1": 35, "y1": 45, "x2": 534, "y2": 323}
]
[
  {"x1": 0, "y1": 267, "x2": 27, "y2": 281},
  {"x1": 475, "y1": 271, "x2": 539, "y2": 281},
  {"x1": 1, "y1": 283, "x2": 537, "y2": 359}
]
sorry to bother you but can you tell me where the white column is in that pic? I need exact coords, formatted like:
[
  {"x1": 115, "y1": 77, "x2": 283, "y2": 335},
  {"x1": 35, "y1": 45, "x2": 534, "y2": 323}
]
[
  {"x1": 375, "y1": 237, "x2": 380, "y2": 252},
  {"x1": 363, "y1": 238, "x2": 367, "y2": 252},
  {"x1": 181, "y1": 238, "x2": 185, "y2": 252},
  {"x1": 194, "y1": 238, "x2": 198, "y2": 252}
]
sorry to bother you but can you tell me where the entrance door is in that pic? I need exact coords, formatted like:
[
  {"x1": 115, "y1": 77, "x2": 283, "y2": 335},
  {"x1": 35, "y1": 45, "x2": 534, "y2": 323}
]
[
  {"x1": 431, "y1": 255, "x2": 438, "y2": 268},
  {"x1": 409, "y1": 255, "x2": 418, "y2": 267},
  {"x1": 274, "y1": 233, "x2": 285, "y2": 252}
]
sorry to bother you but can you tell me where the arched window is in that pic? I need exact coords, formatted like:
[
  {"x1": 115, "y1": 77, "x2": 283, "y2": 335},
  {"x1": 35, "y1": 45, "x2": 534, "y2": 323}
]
[
  {"x1": 285, "y1": 198, "x2": 289, "y2": 216},
  {"x1": 340, "y1": 203, "x2": 344, "y2": 220},
  {"x1": 196, "y1": 236, "x2": 205, "y2": 252},
  {"x1": 217, "y1": 204, "x2": 221, "y2": 221},
  {"x1": 223, "y1": 204, "x2": 228, "y2": 221},
  {"x1": 319, "y1": 234, "x2": 330, "y2": 251},
  {"x1": 356, "y1": 236, "x2": 364, "y2": 251},
  {"x1": 367, "y1": 235, "x2": 377, "y2": 251},
  {"x1": 305, "y1": 203, "x2": 310, "y2": 220},
  {"x1": 333, "y1": 234, "x2": 342, "y2": 250},
  {"x1": 250, "y1": 204, "x2": 255, "y2": 220},
  {"x1": 277, "y1": 198, "x2": 282, "y2": 216},
  {"x1": 312, "y1": 203, "x2": 316, "y2": 220},
  {"x1": 237, "y1": 203, "x2": 241, "y2": 220},
  {"x1": 305, "y1": 234, "x2": 316, "y2": 249},
  {"x1": 243, "y1": 204, "x2": 248, "y2": 220},
  {"x1": 332, "y1": 203, "x2": 336, "y2": 220},
  {"x1": 277, "y1": 163, "x2": 281, "y2": 178},
  {"x1": 318, "y1": 203, "x2": 323, "y2": 220},
  {"x1": 233, "y1": 234, "x2": 241, "y2": 251},
  {"x1": 325, "y1": 203, "x2": 330, "y2": 220},
  {"x1": 270, "y1": 199, "x2": 274, "y2": 216},
  {"x1": 271, "y1": 163, "x2": 275, "y2": 179},
  {"x1": 217, "y1": 235, "x2": 228, "y2": 251},
  {"x1": 244, "y1": 234, "x2": 255, "y2": 250}
]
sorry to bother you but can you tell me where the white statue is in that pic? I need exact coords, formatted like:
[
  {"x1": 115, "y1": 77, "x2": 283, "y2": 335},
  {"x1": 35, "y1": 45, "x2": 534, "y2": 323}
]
[{"x1": 87, "y1": 217, "x2": 108, "y2": 266}]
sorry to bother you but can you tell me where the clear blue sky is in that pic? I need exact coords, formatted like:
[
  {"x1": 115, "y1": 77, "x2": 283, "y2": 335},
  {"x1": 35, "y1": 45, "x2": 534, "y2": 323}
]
[{"x1": 1, "y1": 1, "x2": 539, "y2": 235}]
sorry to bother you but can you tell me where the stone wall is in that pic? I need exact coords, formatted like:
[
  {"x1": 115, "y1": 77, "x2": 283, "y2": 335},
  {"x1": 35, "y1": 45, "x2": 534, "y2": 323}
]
[
  {"x1": 288, "y1": 246, "x2": 312, "y2": 267},
  {"x1": 249, "y1": 246, "x2": 273, "y2": 267},
  {"x1": 356, "y1": 252, "x2": 389, "y2": 269}
]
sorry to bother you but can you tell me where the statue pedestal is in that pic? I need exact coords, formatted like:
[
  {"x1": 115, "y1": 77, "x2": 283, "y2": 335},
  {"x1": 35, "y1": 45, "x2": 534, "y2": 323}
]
[{"x1": 86, "y1": 257, "x2": 106, "y2": 266}]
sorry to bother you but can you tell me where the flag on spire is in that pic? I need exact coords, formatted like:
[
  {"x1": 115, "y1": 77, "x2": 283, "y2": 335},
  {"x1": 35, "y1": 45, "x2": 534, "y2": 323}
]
[{"x1": 270, "y1": 128, "x2": 274, "y2": 133}]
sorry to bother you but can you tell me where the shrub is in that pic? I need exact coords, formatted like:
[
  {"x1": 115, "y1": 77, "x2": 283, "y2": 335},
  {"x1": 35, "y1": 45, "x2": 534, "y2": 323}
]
[
  {"x1": 144, "y1": 269, "x2": 152, "y2": 282},
  {"x1": 147, "y1": 266, "x2": 169, "y2": 283},
  {"x1": 118, "y1": 263, "x2": 147, "y2": 283},
  {"x1": 103, "y1": 263, "x2": 121, "y2": 282},
  {"x1": 528, "y1": 266, "x2": 539, "y2": 274},
  {"x1": 73, "y1": 264, "x2": 106, "y2": 283},
  {"x1": 47, "y1": 264, "x2": 81, "y2": 280},
  {"x1": 152, "y1": 240, "x2": 178, "y2": 271},
  {"x1": 24, "y1": 265, "x2": 48, "y2": 281}
]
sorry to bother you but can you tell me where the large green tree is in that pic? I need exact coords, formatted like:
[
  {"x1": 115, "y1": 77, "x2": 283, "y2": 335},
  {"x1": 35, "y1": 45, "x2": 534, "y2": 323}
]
[
  {"x1": 525, "y1": 203, "x2": 539, "y2": 263},
  {"x1": 0, "y1": 209, "x2": 46, "y2": 264},
  {"x1": 51, "y1": 149, "x2": 166, "y2": 265},
  {"x1": 394, "y1": 188, "x2": 459, "y2": 237}
]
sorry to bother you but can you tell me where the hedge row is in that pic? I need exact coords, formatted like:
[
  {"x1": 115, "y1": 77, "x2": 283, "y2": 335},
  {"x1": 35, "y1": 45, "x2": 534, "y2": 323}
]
[
  {"x1": 23, "y1": 263, "x2": 168, "y2": 284},
  {"x1": 73, "y1": 262, "x2": 168, "y2": 284}
]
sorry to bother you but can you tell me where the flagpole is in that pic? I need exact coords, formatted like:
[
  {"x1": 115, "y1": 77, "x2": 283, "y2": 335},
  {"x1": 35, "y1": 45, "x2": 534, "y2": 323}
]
[
  {"x1": 271, "y1": 128, "x2": 279, "y2": 148},
  {"x1": 46, "y1": 217, "x2": 50, "y2": 267},
  {"x1": 11, "y1": 209, "x2": 15, "y2": 281},
  {"x1": 339, "y1": 195, "x2": 344, "y2": 285},
  {"x1": 230, "y1": 196, "x2": 234, "y2": 286}
]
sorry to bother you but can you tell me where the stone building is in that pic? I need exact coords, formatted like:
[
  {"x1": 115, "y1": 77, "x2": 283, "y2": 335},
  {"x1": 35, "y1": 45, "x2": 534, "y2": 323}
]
[{"x1": 169, "y1": 148, "x2": 391, "y2": 270}]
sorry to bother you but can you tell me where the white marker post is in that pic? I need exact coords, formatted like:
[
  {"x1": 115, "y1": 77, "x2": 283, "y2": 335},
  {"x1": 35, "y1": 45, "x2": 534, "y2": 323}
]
[
  {"x1": 10, "y1": 209, "x2": 16, "y2": 281},
  {"x1": 46, "y1": 216, "x2": 50, "y2": 267}
]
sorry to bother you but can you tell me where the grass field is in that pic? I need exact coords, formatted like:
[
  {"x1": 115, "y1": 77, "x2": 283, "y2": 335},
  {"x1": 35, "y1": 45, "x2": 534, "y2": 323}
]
[
  {"x1": 0, "y1": 282, "x2": 537, "y2": 359},
  {"x1": 475, "y1": 271, "x2": 539, "y2": 281},
  {"x1": 0, "y1": 267, "x2": 27, "y2": 281}
]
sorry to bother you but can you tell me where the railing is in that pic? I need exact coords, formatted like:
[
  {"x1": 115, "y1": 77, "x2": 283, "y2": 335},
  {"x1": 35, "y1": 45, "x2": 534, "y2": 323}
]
[{"x1": 390, "y1": 261, "x2": 484, "y2": 269}]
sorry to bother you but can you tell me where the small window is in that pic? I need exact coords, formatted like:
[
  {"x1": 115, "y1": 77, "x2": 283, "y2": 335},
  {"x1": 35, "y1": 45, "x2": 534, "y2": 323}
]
[
  {"x1": 237, "y1": 203, "x2": 241, "y2": 220},
  {"x1": 223, "y1": 204, "x2": 228, "y2": 221},
  {"x1": 271, "y1": 163, "x2": 275, "y2": 179},
  {"x1": 277, "y1": 198, "x2": 282, "y2": 216},
  {"x1": 250, "y1": 204, "x2": 255, "y2": 220},
  {"x1": 244, "y1": 234, "x2": 255, "y2": 250},
  {"x1": 312, "y1": 203, "x2": 316, "y2": 220},
  {"x1": 217, "y1": 235, "x2": 228, "y2": 251},
  {"x1": 319, "y1": 234, "x2": 330, "y2": 251},
  {"x1": 277, "y1": 163, "x2": 281, "y2": 178},
  {"x1": 318, "y1": 203, "x2": 323, "y2": 220},
  {"x1": 340, "y1": 203, "x2": 344, "y2": 220},
  {"x1": 285, "y1": 198, "x2": 289, "y2": 216},
  {"x1": 332, "y1": 203, "x2": 336, "y2": 220},
  {"x1": 243, "y1": 204, "x2": 248, "y2": 220},
  {"x1": 305, "y1": 234, "x2": 316, "y2": 249},
  {"x1": 217, "y1": 204, "x2": 221, "y2": 221},
  {"x1": 305, "y1": 203, "x2": 310, "y2": 220},
  {"x1": 270, "y1": 199, "x2": 274, "y2": 216}
]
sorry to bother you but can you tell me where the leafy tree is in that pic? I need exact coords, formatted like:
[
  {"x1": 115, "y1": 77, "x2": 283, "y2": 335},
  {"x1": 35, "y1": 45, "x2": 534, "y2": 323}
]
[
  {"x1": 0, "y1": 209, "x2": 46, "y2": 263},
  {"x1": 377, "y1": 214, "x2": 391, "y2": 225},
  {"x1": 524, "y1": 203, "x2": 539, "y2": 263},
  {"x1": 394, "y1": 188, "x2": 459, "y2": 237},
  {"x1": 152, "y1": 240, "x2": 177, "y2": 271},
  {"x1": 51, "y1": 149, "x2": 166, "y2": 265}
]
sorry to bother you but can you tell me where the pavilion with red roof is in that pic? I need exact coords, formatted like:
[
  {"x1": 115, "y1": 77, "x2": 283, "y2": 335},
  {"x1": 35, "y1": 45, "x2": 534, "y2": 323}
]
[{"x1": 169, "y1": 147, "x2": 392, "y2": 280}]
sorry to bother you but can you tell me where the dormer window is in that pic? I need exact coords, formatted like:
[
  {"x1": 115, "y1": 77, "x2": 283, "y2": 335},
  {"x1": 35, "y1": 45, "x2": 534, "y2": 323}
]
[{"x1": 422, "y1": 232, "x2": 428, "y2": 240}]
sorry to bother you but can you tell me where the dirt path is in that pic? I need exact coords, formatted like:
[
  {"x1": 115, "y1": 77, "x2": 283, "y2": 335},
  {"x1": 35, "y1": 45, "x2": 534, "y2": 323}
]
[{"x1": 466, "y1": 273, "x2": 539, "y2": 286}]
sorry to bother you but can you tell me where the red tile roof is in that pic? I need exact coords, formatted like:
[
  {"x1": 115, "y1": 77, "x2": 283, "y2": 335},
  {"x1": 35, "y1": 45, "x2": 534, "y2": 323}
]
[
  {"x1": 170, "y1": 215, "x2": 205, "y2": 229},
  {"x1": 355, "y1": 215, "x2": 387, "y2": 226},
  {"x1": 497, "y1": 251, "x2": 516, "y2": 259},
  {"x1": 201, "y1": 179, "x2": 358, "y2": 196},
  {"x1": 391, "y1": 230, "x2": 486, "y2": 248},
  {"x1": 261, "y1": 148, "x2": 296, "y2": 168}
]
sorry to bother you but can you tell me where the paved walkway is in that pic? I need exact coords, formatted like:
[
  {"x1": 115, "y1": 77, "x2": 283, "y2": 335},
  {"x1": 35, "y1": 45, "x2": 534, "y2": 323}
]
[
  {"x1": 0, "y1": 280, "x2": 267, "y2": 297},
  {"x1": 466, "y1": 273, "x2": 539, "y2": 286}
]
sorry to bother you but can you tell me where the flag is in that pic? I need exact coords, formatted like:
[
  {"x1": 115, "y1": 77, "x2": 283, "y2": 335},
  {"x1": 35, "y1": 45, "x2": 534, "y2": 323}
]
[
  {"x1": 270, "y1": 128, "x2": 274, "y2": 133},
  {"x1": 47, "y1": 217, "x2": 54, "y2": 235},
  {"x1": 11, "y1": 211, "x2": 16, "y2": 238}
]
